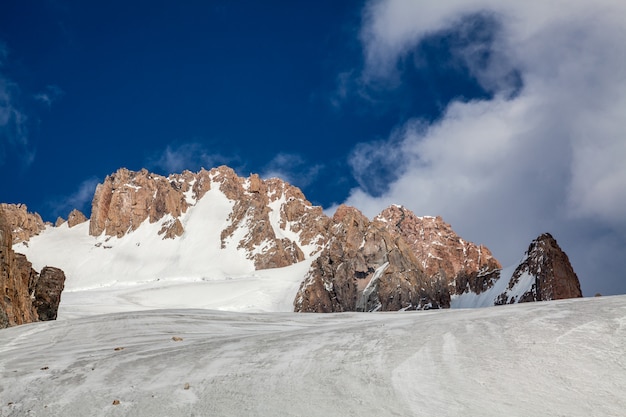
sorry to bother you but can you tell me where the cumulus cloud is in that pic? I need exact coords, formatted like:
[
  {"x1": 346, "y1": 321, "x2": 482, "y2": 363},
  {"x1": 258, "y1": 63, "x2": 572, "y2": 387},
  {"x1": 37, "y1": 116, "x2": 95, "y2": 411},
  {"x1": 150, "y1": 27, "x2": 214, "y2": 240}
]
[
  {"x1": 342, "y1": 0, "x2": 626, "y2": 295},
  {"x1": 146, "y1": 142, "x2": 239, "y2": 175},
  {"x1": 261, "y1": 153, "x2": 323, "y2": 188}
]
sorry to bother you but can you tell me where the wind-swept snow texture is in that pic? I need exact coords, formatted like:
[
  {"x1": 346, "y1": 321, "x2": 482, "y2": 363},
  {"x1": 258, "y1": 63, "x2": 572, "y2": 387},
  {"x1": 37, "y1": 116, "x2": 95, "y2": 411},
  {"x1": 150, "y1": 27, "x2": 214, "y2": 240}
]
[{"x1": 1, "y1": 295, "x2": 625, "y2": 417}]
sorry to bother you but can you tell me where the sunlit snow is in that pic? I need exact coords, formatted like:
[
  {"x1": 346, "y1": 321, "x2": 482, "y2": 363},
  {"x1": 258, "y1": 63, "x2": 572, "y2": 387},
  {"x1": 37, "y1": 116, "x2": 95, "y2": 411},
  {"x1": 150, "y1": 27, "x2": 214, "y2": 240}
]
[{"x1": 1, "y1": 296, "x2": 624, "y2": 416}]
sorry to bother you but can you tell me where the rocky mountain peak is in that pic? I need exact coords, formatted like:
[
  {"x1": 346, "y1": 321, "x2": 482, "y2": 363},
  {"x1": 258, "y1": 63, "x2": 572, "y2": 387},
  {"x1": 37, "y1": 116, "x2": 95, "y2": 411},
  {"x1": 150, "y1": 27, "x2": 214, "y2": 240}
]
[
  {"x1": 295, "y1": 204, "x2": 447, "y2": 312},
  {"x1": 375, "y1": 205, "x2": 502, "y2": 295},
  {"x1": 56, "y1": 209, "x2": 89, "y2": 228},
  {"x1": 219, "y1": 171, "x2": 330, "y2": 269},
  {"x1": 0, "y1": 203, "x2": 49, "y2": 243},
  {"x1": 88, "y1": 166, "x2": 329, "y2": 270},
  {"x1": 496, "y1": 233, "x2": 582, "y2": 304}
]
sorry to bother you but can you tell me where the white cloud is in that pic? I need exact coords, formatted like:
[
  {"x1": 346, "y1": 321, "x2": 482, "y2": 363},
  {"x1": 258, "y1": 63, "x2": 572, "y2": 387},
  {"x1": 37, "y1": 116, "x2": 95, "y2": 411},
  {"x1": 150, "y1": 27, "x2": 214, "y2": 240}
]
[{"x1": 342, "y1": 0, "x2": 626, "y2": 295}]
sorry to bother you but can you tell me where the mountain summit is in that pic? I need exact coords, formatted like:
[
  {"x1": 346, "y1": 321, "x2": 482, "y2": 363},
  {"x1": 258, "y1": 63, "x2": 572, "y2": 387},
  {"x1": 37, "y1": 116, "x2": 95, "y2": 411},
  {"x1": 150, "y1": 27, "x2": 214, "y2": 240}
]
[{"x1": 7, "y1": 166, "x2": 582, "y2": 317}]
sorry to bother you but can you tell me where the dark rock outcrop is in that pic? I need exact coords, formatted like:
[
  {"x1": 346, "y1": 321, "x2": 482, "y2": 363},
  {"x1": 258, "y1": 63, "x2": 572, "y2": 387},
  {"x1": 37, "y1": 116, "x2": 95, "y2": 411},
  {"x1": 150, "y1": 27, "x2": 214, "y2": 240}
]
[
  {"x1": 32, "y1": 266, "x2": 66, "y2": 320},
  {"x1": 496, "y1": 233, "x2": 582, "y2": 304},
  {"x1": 0, "y1": 208, "x2": 66, "y2": 328}
]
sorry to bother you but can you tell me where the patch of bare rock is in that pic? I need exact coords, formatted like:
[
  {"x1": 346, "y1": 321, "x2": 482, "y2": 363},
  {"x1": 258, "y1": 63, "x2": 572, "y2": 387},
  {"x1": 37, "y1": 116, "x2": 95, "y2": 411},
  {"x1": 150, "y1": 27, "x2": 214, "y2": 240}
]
[{"x1": 0, "y1": 208, "x2": 65, "y2": 328}]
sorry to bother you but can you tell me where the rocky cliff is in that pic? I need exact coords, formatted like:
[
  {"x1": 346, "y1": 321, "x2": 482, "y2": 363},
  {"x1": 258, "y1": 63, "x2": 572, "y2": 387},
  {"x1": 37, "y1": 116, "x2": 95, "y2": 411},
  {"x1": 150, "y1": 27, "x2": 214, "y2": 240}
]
[
  {"x1": 0, "y1": 203, "x2": 49, "y2": 243},
  {"x1": 88, "y1": 166, "x2": 328, "y2": 269},
  {"x1": 294, "y1": 205, "x2": 511, "y2": 312},
  {"x1": 375, "y1": 205, "x2": 502, "y2": 297},
  {"x1": 496, "y1": 233, "x2": 582, "y2": 304},
  {"x1": 295, "y1": 205, "x2": 448, "y2": 312},
  {"x1": 0, "y1": 208, "x2": 66, "y2": 328}
]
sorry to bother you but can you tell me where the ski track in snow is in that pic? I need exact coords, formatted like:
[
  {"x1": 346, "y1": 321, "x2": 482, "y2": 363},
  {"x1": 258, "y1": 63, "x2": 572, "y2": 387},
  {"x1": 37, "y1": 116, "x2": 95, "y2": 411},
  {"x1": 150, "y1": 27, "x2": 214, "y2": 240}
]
[{"x1": 1, "y1": 296, "x2": 625, "y2": 417}]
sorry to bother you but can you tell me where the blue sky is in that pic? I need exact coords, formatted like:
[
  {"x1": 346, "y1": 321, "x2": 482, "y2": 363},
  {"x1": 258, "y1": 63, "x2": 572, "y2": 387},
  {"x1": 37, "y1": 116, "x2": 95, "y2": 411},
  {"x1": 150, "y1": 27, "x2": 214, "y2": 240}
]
[{"x1": 2, "y1": 0, "x2": 626, "y2": 297}]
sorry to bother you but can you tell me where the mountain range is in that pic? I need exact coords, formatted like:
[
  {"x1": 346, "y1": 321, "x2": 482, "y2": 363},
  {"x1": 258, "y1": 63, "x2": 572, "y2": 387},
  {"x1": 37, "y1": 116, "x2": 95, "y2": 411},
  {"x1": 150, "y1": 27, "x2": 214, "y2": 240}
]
[
  {"x1": 2, "y1": 165, "x2": 581, "y2": 326},
  {"x1": 1, "y1": 166, "x2": 623, "y2": 417}
]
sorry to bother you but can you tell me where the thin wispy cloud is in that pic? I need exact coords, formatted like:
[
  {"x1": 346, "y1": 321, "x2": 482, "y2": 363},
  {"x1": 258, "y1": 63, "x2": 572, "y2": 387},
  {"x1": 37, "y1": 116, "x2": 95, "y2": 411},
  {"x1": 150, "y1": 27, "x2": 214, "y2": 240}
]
[
  {"x1": 261, "y1": 153, "x2": 324, "y2": 189},
  {"x1": 0, "y1": 42, "x2": 35, "y2": 167},
  {"x1": 341, "y1": 0, "x2": 626, "y2": 296},
  {"x1": 47, "y1": 176, "x2": 100, "y2": 219},
  {"x1": 34, "y1": 85, "x2": 65, "y2": 108},
  {"x1": 146, "y1": 142, "x2": 239, "y2": 175}
]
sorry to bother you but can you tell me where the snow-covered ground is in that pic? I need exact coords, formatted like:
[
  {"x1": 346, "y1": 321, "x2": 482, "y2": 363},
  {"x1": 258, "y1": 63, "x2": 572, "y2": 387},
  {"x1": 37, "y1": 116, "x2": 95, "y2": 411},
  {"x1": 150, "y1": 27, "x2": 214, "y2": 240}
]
[{"x1": 1, "y1": 295, "x2": 624, "y2": 416}]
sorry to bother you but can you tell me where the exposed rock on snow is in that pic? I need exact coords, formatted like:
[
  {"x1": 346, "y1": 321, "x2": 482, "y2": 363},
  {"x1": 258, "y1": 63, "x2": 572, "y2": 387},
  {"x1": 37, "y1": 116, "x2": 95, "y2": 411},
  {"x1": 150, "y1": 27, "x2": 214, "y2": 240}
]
[
  {"x1": 294, "y1": 205, "x2": 441, "y2": 312},
  {"x1": 55, "y1": 209, "x2": 88, "y2": 228},
  {"x1": 32, "y1": 266, "x2": 66, "y2": 321},
  {"x1": 219, "y1": 173, "x2": 329, "y2": 269},
  {"x1": 496, "y1": 233, "x2": 582, "y2": 304},
  {"x1": 0, "y1": 203, "x2": 49, "y2": 243},
  {"x1": 0, "y1": 208, "x2": 65, "y2": 327},
  {"x1": 376, "y1": 205, "x2": 502, "y2": 297},
  {"x1": 67, "y1": 209, "x2": 88, "y2": 228},
  {"x1": 89, "y1": 167, "x2": 196, "y2": 239},
  {"x1": 88, "y1": 166, "x2": 327, "y2": 270}
]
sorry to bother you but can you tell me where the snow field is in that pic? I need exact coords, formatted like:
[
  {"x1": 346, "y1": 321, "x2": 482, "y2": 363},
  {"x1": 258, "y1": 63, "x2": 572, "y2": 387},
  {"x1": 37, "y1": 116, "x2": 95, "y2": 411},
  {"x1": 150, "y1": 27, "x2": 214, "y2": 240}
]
[{"x1": 1, "y1": 296, "x2": 625, "y2": 417}]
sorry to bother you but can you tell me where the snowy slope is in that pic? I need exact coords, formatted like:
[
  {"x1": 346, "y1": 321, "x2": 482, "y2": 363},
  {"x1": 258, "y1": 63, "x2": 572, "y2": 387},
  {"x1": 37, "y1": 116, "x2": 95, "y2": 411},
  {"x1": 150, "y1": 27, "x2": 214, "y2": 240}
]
[
  {"x1": 451, "y1": 264, "x2": 519, "y2": 308},
  {"x1": 15, "y1": 184, "x2": 313, "y2": 316},
  {"x1": 1, "y1": 295, "x2": 625, "y2": 416}
]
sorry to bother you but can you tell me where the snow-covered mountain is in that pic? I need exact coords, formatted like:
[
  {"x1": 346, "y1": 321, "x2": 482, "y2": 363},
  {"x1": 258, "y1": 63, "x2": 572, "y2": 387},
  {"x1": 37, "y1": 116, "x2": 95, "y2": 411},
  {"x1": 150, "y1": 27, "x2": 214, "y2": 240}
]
[
  {"x1": 5, "y1": 166, "x2": 581, "y2": 319},
  {"x1": 0, "y1": 167, "x2": 617, "y2": 416}
]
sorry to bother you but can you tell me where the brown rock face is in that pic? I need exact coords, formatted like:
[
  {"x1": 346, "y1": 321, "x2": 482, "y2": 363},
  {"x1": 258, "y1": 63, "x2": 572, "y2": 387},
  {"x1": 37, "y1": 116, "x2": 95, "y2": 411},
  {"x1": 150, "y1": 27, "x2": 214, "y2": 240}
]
[
  {"x1": 89, "y1": 166, "x2": 328, "y2": 270},
  {"x1": 55, "y1": 209, "x2": 88, "y2": 228},
  {"x1": 67, "y1": 209, "x2": 88, "y2": 228},
  {"x1": 220, "y1": 174, "x2": 329, "y2": 269},
  {"x1": 89, "y1": 167, "x2": 196, "y2": 238},
  {"x1": 375, "y1": 206, "x2": 502, "y2": 296},
  {"x1": 497, "y1": 233, "x2": 583, "y2": 304},
  {"x1": 0, "y1": 209, "x2": 66, "y2": 328},
  {"x1": 0, "y1": 203, "x2": 49, "y2": 243},
  {"x1": 294, "y1": 205, "x2": 441, "y2": 312}
]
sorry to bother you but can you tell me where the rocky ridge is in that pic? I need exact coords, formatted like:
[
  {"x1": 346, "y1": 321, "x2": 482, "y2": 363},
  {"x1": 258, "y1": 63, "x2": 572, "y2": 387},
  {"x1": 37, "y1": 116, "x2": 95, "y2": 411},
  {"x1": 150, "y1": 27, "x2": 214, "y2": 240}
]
[
  {"x1": 88, "y1": 166, "x2": 328, "y2": 269},
  {"x1": 6, "y1": 166, "x2": 584, "y2": 315},
  {"x1": 0, "y1": 203, "x2": 49, "y2": 243},
  {"x1": 0, "y1": 208, "x2": 66, "y2": 328},
  {"x1": 295, "y1": 205, "x2": 439, "y2": 312},
  {"x1": 375, "y1": 205, "x2": 502, "y2": 297}
]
